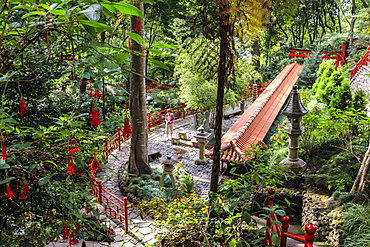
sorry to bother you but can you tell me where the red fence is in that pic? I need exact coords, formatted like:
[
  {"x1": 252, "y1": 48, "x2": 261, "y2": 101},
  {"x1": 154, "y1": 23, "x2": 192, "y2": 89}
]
[
  {"x1": 288, "y1": 46, "x2": 346, "y2": 69},
  {"x1": 350, "y1": 47, "x2": 370, "y2": 80},
  {"x1": 146, "y1": 83, "x2": 174, "y2": 93},
  {"x1": 265, "y1": 189, "x2": 317, "y2": 247},
  {"x1": 88, "y1": 104, "x2": 197, "y2": 233},
  {"x1": 91, "y1": 179, "x2": 129, "y2": 232},
  {"x1": 248, "y1": 81, "x2": 271, "y2": 97},
  {"x1": 88, "y1": 127, "x2": 131, "y2": 233},
  {"x1": 147, "y1": 104, "x2": 197, "y2": 130}
]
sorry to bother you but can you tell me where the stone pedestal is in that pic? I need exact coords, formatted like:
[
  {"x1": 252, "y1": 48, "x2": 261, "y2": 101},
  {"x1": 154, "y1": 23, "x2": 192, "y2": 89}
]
[
  {"x1": 280, "y1": 157, "x2": 307, "y2": 173},
  {"x1": 195, "y1": 127, "x2": 208, "y2": 165},
  {"x1": 159, "y1": 156, "x2": 177, "y2": 189}
]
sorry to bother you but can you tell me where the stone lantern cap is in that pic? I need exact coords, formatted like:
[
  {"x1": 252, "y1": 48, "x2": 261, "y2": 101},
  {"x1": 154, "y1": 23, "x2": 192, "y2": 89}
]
[
  {"x1": 161, "y1": 156, "x2": 177, "y2": 165},
  {"x1": 282, "y1": 85, "x2": 308, "y2": 118},
  {"x1": 195, "y1": 126, "x2": 207, "y2": 139}
]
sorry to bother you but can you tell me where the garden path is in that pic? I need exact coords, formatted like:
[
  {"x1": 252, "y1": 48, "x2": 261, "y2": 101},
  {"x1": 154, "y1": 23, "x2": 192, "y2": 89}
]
[{"x1": 48, "y1": 107, "x2": 328, "y2": 246}]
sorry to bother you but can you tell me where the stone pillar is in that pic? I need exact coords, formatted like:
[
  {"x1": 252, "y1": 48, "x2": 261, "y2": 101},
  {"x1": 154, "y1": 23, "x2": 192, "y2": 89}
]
[
  {"x1": 280, "y1": 85, "x2": 309, "y2": 172},
  {"x1": 159, "y1": 156, "x2": 177, "y2": 189},
  {"x1": 195, "y1": 127, "x2": 208, "y2": 165},
  {"x1": 240, "y1": 99, "x2": 245, "y2": 113}
]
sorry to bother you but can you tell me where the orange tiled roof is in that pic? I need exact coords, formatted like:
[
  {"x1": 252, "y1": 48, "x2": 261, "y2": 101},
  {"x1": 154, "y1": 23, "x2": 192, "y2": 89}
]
[{"x1": 216, "y1": 63, "x2": 304, "y2": 163}]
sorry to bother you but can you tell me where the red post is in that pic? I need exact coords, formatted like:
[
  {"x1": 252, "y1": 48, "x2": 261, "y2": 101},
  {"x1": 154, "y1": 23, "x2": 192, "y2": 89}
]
[
  {"x1": 96, "y1": 179, "x2": 103, "y2": 203},
  {"x1": 104, "y1": 138, "x2": 109, "y2": 159},
  {"x1": 281, "y1": 215, "x2": 290, "y2": 247},
  {"x1": 117, "y1": 127, "x2": 121, "y2": 150},
  {"x1": 304, "y1": 223, "x2": 317, "y2": 247},
  {"x1": 123, "y1": 197, "x2": 129, "y2": 233},
  {"x1": 148, "y1": 113, "x2": 151, "y2": 131}
]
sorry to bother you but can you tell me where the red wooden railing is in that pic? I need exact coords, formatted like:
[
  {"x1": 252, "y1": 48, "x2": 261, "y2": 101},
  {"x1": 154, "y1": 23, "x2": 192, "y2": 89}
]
[
  {"x1": 249, "y1": 81, "x2": 272, "y2": 97},
  {"x1": 288, "y1": 44, "x2": 346, "y2": 69},
  {"x1": 147, "y1": 104, "x2": 197, "y2": 130},
  {"x1": 265, "y1": 189, "x2": 317, "y2": 247},
  {"x1": 88, "y1": 104, "x2": 197, "y2": 232},
  {"x1": 88, "y1": 127, "x2": 131, "y2": 233},
  {"x1": 350, "y1": 47, "x2": 370, "y2": 80},
  {"x1": 91, "y1": 179, "x2": 129, "y2": 231},
  {"x1": 146, "y1": 83, "x2": 174, "y2": 93}
]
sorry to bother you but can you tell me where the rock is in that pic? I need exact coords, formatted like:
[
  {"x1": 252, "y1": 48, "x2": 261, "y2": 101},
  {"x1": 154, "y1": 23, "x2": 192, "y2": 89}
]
[{"x1": 173, "y1": 146, "x2": 187, "y2": 154}]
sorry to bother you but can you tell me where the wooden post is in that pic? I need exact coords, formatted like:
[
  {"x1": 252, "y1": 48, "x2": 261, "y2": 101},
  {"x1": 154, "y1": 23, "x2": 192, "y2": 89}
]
[
  {"x1": 304, "y1": 223, "x2": 317, "y2": 247},
  {"x1": 281, "y1": 215, "x2": 290, "y2": 247},
  {"x1": 123, "y1": 197, "x2": 129, "y2": 233},
  {"x1": 96, "y1": 180, "x2": 103, "y2": 203},
  {"x1": 117, "y1": 127, "x2": 121, "y2": 150},
  {"x1": 147, "y1": 113, "x2": 151, "y2": 131}
]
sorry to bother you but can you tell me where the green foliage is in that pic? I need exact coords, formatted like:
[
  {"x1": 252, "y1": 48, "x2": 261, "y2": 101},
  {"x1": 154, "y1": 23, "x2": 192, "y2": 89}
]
[
  {"x1": 340, "y1": 204, "x2": 370, "y2": 247},
  {"x1": 298, "y1": 51, "x2": 322, "y2": 88},
  {"x1": 174, "y1": 37, "x2": 261, "y2": 111},
  {"x1": 0, "y1": 111, "x2": 112, "y2": 245}
]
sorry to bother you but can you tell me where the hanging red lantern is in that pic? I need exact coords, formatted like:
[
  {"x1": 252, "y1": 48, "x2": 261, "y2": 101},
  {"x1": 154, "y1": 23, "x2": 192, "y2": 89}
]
[
  {"x1": 68, "y1": 134, "x2": 80, "y2": 154},
  {"x1": 123, "y1": 118, "x2": 131, "y2": 136},
  {"x1": 19, "y1": 97, "x2": 28, "y2": 116},
  {"x1": 90, "y1": 107, "x2": 100, "y2": 127},
  {"x1": 77, "y1": 169, "x2": 83, "y2": 177},
  {"x1": 4, "y1": 182, "x2": 14, "y2": 200},
  {"x1": 67, "y1": 154, "x2": 75, "y2": 174}
]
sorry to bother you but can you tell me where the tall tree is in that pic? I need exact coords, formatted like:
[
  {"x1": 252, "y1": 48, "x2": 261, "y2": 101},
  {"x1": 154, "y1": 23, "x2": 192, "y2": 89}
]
[
  {"x1": 128, "y1": 2, "x2": 152, "y2": 175},
  {"x1": 194, "y1": 0, "x2": 271, "y2": 199}
]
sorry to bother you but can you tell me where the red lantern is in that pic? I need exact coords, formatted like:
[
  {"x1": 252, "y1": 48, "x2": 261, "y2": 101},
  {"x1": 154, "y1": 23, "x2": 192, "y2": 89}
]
[
  {"x1": 19, "y1": 97, "x2": 28, "y2": 116},
  {"x1": 68, "y1": 134, "x2": 80, "y2": 154},
  {"x1": 67, "y1": 154, "x2": 75, "y2": 174},
  {"x1": 4, "y1": 182, "x2": 14, "y2": 200},
  {"x1": 90, "y1": 107, "x2": 100, "y2": 127}
]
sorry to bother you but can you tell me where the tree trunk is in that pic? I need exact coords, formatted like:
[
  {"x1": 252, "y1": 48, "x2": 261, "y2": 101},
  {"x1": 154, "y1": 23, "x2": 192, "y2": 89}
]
[
  {"x1": 128, "y1": 2, "x2": 152, "y2": 176},
  {"x1": 351, "y1": 142, "x2": 370, "y2": 193},
  {"x1": 210, "y1": 1, "x2": 228, "y2": 201},
  {"x1": 252, "y1": 40, "x2": 260, "y2": 68}
]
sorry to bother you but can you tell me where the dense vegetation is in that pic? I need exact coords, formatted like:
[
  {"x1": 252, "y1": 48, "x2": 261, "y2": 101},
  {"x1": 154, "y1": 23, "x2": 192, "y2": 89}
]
[{"x1": 1, "y1": 0, "x2": 370, "y2": 246}]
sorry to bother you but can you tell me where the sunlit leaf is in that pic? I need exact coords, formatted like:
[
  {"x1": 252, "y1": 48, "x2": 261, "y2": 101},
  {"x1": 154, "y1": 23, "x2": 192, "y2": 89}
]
[
  {"x1": 127, "y1": 32, "x2": 142, "y2": 45},
  {"x1": 0, "y1": 177, "x2": 15, "y2": 185},
  {"x1": 101, "y1": 3, "x2": 143, "y2": 17},
  {"x1": 115, "y1": 53, "x2": 129, "y2": 64},
  {"x1": 79, "y1": 20, "x2": 112, "y2": 31},
  {"x1": 38, "y1": 174, "x2": 52, "y2": 186},
  {"x1": 148, "y1": 58, "x2": 170, "y2": 71},
  {"x1": 22, "y1": 11, "x2": 47, "y2": 19},
  {"x1": 51, "y1": 9, "x2": 66, "y2": 16}
]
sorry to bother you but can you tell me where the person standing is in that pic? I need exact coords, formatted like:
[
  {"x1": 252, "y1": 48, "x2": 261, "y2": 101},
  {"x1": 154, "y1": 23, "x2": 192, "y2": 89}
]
[{"x1": 165, "y1": 110, "x2": 175, "y2": 140}]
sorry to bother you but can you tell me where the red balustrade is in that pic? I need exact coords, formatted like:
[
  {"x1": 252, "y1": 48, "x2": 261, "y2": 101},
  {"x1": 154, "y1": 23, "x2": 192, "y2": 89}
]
[
  {"x1": 249, "y1": 81, "x2": 271, "y2": 97},
  {"x1": 264, "y1": 189, "x2": 317, "y2": 247},
  {"x1": 88, "y1": 127, "x2": 131, "y2": 232},
  {"x1": 90, "y1": 179, "x2": 129, "y2": 233},
  {"x1": 88, "y1": 104, "x2": 197, "y2": 232},
  {"x1": 147, "y1": 104, "x2": 196, "y2": 130},
  {"x1": 288, "y1": 47, "x2": 345, "y2": 69},
  {"x1": 350, "y1": 47, "x2": 370, "y2": 80}
]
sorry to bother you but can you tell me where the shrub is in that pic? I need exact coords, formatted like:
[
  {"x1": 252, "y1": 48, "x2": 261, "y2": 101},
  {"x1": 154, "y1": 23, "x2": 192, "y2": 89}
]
[{"x1": 340, "y1": 204, "x2": 370, "y2": 246}]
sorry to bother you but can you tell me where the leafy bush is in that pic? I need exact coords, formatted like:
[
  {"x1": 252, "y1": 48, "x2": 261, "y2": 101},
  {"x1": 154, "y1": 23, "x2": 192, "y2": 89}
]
[{"x1": 340, "y1": 204, "x2": 370, "y2": 246}]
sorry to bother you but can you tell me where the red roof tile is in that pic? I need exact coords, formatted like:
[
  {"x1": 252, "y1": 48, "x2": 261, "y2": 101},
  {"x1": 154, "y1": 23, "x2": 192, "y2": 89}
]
[{"x1": 211, "y1": 63, "x2": 304, "y2": 163}]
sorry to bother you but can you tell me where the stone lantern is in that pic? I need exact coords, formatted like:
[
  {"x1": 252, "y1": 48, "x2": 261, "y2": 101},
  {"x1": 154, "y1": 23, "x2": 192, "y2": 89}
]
[
  {"x1": 159, "y1": 156, "x2": 177, "y2": 189},
  {"x1": 194, "y1": 126, "x2": 208, "y2": 165},
  {"x1": 280, "y1": 85, "x2": 309, "y2": 172}
]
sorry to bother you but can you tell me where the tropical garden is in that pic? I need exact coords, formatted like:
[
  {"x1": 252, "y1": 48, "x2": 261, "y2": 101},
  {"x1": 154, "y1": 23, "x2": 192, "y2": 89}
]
[{"x1": 1, "y1": 0, "x2": 370, "y2": 246}]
